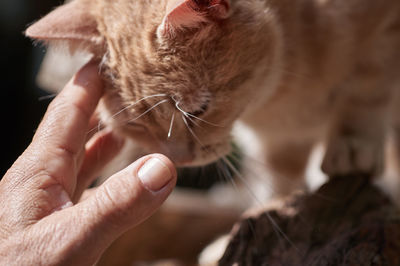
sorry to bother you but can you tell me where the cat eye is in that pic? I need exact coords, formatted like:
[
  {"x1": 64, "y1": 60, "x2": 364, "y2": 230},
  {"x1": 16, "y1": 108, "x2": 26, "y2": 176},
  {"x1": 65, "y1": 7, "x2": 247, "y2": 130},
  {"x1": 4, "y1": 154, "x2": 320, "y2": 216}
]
[{"x1": 189, "y1": 101, "x2": 209, "y2": 117}]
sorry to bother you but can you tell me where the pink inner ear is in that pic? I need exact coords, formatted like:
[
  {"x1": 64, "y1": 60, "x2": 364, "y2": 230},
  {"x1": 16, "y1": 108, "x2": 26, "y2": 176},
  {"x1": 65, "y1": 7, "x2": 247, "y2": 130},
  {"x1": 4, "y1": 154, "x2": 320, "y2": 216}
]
[
  {"x1": 167, "y1": 0, "x2": 230, "y2": 22},
  {"x1": 207, "y1": 0, "x2": 231, "y2": 19},
  {"x1": 25, "y1": 0, "x2": 100, "y2": 43},
  {"x1": 165, "y1": 0, "x2": 208, "y2": 29},
  {"x1": 166, "y1": 0, "x2": 188, "y2": 15},
  {"x1": 161, "y1": 0, "x2": 230, "y2": 36}
]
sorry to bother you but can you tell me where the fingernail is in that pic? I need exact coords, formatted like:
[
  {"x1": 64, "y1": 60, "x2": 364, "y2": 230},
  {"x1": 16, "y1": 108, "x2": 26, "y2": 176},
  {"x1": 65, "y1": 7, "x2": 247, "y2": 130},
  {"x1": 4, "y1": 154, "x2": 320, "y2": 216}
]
[
  {"x1": 138, "y1": 158, "x2": 173, "y2": 192},
  {"x1": 73, "y1": 60, "x2": 103, "y2": 90}
]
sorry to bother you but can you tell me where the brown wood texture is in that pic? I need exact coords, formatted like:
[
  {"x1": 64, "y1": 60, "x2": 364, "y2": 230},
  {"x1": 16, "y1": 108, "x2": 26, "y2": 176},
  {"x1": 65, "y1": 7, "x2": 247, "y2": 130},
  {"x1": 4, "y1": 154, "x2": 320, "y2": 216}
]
[{"x1": 219, "y1": 176, "x2": 400, "y2": 266}]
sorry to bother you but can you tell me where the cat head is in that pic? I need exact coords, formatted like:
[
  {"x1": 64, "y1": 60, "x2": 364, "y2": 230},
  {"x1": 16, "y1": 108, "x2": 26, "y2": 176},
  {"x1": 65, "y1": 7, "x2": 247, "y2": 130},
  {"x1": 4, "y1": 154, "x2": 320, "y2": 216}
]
[{"x1": 26, "y1": 0, "x2": 281, "y2": 166}]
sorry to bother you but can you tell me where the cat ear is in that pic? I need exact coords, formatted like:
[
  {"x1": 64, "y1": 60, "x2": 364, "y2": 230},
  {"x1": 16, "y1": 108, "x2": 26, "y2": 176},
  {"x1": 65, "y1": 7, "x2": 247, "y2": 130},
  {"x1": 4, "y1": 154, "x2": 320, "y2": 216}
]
[
  {"x1": 25, "y1": 0, "x2": 102, "y2": 51},
  {"x1": 158, "y1": 0, "x2": 231, "y2": 38}
]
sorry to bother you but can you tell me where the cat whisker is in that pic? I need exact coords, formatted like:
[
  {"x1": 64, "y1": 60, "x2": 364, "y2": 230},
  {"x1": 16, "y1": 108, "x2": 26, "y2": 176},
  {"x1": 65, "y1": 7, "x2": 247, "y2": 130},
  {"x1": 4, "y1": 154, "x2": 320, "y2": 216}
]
[
  {"x1": 220, "y1": 156, "x2": 263, "y2": 206},
  {"x1": 215, "y1": 159, "x2": 228, "y2": 183},
  {"x1": 184, "y1": 112, "x2": 203, "y2": 129},
  {"x1": 227, "y1": 152, "x2": 281, "y2": 190},
  {"x1": 174, "y1": 101, "x2": 192, "y2": 119},
  {"x1": 125, "y1": 99, "x2": 169, "y2": 124},
  {"x1": 181, "y1": 114, "x2": 205, "y2": 147},
  {"x1": 172, "y1": 97, "x2": 224, "y2": 127},
  {"x1": 226, "y1": 152, "x2": 316, "y2": 235},
  {"x1": 232, "y1": 147, "x2": 300, "y2": 187},
  {"x1": 218, "y1": 154, "x2": 299, "y2": 250},
  {"x1": 180, "y1": 117, "x2": 299, "y2": 252},
  {"x1": 180, "y1": 116, "x2": 263, "y2": 204},
  {"x1": 87, "y1": 93, "x2": 168, "y2": 134},
  {"x1": 221, "y1": 157, "x2": 300, "y2": 253},
  {"x1": 226, "y1": 153, "x2": 276, "y2": 192},
  {"x1": 216, "y1": 159, "x2": 240, "y2": 193},
  {"x1": 186, "y1": 111, "x2": 223, "y2": 128},
  {"x1": 87, "y1": 120, "x2": 104, "y2": 136},
  {"x1": 112, "y1": 93, "x2": 169, "y2": 121},
  {"x1": 181, "y1": 118, "x2": 228, "y2": 198},
  {"x1": 180, "y1": 118, "x2": 253, "y2": 203},
  {"x1": 167, "y1": 111, "x2": 175, "y2": 139},
  {"x1": 215, "y1": 159, "x2": 263, "y2": 244}
]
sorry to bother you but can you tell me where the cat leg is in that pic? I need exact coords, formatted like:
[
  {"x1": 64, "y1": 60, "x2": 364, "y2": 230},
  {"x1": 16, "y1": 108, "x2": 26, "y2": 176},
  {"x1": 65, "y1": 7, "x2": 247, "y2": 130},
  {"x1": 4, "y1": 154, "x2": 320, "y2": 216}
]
[
  {"x1": 262, "y1": 139, "x2": 314, "y2": 197},
  {"x1": 322, "y1": 63, "x2": 392, "y2": 177},
  {"x1": 233, "y1": 121, "x2": 314, "y2": 201}
]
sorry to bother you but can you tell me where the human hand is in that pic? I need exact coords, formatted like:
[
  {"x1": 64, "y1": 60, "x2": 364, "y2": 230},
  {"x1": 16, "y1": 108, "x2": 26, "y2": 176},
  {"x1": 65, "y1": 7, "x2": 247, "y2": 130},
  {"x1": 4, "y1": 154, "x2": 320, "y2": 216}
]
[{"x1": 0, "y1": 61, "x2": 177, "y2": 265}]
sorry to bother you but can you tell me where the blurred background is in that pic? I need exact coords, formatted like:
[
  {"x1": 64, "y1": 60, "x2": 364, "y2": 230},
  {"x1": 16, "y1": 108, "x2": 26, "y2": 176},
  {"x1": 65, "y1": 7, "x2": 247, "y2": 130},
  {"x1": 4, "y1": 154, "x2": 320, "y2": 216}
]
[{"x1": 0, "y1": 0, "x2": 61, "y2": 176}]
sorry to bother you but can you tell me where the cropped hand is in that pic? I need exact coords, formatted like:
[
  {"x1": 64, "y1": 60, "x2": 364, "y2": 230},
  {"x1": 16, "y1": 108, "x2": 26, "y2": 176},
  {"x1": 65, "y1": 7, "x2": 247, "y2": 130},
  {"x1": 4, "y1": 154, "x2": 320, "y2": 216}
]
[{"x1": 0, "y1": 61, "x2": 176, "y2": 265}]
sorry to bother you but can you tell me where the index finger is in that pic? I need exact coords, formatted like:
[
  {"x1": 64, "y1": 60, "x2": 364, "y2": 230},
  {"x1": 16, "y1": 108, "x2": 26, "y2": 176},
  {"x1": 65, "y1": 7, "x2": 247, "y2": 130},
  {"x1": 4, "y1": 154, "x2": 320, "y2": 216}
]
[
  {"x1": 27, "y1": 61, "x2": 103, "y2": 192},
  {"x1": 34, "y1": 60, "x2": 103, "y2": 152}
]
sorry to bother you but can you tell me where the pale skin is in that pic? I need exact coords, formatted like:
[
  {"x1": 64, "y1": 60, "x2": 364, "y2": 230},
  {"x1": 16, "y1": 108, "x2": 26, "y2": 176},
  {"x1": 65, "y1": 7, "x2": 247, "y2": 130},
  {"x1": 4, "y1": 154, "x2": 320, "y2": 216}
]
[{"x1": 0, "y1": 61, "x2": 177, "y2": 265}]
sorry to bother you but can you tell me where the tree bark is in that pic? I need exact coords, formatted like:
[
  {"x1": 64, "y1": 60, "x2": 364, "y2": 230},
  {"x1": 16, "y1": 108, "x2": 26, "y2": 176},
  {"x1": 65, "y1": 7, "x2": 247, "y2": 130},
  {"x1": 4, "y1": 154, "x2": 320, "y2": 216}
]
[{"x1": 219, "y1": 176, "x2": 400, "y2": 266}]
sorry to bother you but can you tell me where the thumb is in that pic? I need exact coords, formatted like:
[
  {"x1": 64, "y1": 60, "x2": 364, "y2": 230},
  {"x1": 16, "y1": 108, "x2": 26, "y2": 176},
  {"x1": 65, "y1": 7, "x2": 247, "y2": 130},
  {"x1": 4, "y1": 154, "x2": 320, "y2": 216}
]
[{"x1": 74, "y1": 153, "x2": 176, "y2": 245}]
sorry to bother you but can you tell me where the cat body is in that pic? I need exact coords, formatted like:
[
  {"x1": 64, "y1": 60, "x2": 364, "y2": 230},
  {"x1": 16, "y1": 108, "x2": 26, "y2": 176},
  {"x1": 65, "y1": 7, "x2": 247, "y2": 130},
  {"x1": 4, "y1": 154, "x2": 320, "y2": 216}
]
[
  {"x1": 235, "y1": 0, "x2": 400, "y2": 194},
  {"x1": 27, "y1": 0, "x2": 400, "y2": 196}
]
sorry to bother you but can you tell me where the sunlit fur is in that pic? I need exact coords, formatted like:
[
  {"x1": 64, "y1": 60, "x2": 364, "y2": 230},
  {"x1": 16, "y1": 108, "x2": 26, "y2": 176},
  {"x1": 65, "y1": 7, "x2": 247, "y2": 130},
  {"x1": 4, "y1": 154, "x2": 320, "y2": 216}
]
[
  {"x1": 27, "y1": 0, "x2": 400, "y2": 196},
  {"x1": 95, "y1": 0, "x2": 282, "y2": 167}
]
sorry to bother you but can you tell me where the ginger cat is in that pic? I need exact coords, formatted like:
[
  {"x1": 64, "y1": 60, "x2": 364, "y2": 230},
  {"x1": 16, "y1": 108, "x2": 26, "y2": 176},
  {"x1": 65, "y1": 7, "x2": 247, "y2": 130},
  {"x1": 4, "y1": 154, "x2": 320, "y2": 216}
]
[{"x1": 27, "y1": 0, "x2": 400, "y2": 197}]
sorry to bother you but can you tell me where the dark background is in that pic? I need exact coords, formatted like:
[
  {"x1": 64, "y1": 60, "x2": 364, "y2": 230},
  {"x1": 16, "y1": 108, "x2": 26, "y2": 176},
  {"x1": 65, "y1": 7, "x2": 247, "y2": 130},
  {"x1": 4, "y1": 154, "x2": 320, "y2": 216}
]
[{"x1": 0, "y1": 0, "x2": 61, "y2": 176}]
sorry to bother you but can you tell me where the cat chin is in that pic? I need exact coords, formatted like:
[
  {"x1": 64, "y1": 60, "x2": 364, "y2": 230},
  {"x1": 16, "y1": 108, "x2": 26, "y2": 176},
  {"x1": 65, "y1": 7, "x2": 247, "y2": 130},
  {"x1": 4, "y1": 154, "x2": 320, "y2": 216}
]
[
  {"x1": 172, "y1": 146, "x2": 232, "y2": 167},
  {"x1": 175, "y1": 156, "x2": 220, "y2": 168},
  {"x1": 174, "y1": 157, "x2": 222, "y2": 168}
]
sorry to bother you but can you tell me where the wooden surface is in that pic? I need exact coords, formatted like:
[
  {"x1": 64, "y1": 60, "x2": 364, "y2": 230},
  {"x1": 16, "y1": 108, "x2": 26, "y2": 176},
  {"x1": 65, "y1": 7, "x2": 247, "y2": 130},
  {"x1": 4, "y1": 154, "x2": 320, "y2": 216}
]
[{"x1": 220, "y1": 175, "x2": 400, "y2": 266}]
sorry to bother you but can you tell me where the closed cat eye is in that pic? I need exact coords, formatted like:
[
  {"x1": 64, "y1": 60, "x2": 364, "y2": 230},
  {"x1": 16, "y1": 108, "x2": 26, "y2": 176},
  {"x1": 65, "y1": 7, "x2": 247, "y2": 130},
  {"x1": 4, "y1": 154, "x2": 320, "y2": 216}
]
[{"x1": 189, "y1": 100, "x2": 209, "y2": 117}]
